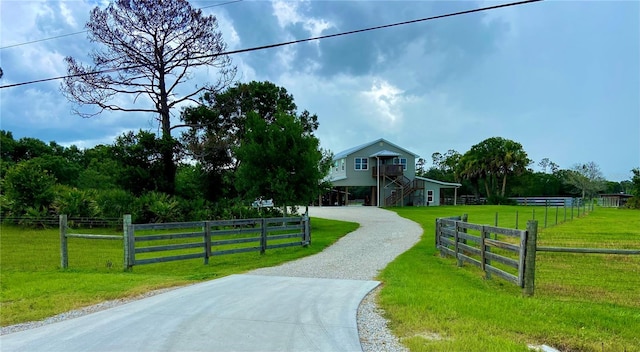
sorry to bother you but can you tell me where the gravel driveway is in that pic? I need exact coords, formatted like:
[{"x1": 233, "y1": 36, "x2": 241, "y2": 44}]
[{"x1": 251, "y1": 206, "x2": 422, "y2": 351}]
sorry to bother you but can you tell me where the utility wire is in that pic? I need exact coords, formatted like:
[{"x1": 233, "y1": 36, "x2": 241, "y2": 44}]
[
  {"x1": 0, "y1": 0, "x2": 542, "y2": 90},
  {"x1": 0, "y1": 0, "x2": 244, "y2": 50}
]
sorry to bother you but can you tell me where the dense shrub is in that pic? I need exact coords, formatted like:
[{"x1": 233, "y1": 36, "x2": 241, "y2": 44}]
[
  {"x1": 486, "y1": 195, "x2": 517, "y2": 205},
  {"x1": 3, "y1": 160, "x2": 57, "y2": 215},
  {"x1": 52, "y1": 185, "x2": 100, "y2": 218}
]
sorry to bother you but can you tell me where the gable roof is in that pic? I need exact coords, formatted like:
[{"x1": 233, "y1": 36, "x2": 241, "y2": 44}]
[
  {"x1": 333, "y1": 138, "x2": 419, "y2": 160},
  {"x1": 415, "y1": 176, "x2": 461, "y2": 188},
  {"x1": 369, "y1": 150, "x2": 400, "y2": 157}
]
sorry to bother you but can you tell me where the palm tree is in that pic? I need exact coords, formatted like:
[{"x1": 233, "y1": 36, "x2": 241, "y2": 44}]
[{"x1": 458, "y1": 137, "x2": 531, "y2": 200}]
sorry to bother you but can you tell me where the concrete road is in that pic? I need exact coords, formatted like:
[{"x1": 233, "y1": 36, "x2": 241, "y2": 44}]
[{"x1": 1, "y1": 275, "x2": 379, "y2": 352}]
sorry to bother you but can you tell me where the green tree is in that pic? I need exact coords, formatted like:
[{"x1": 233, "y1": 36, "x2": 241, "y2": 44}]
[
  {"x1": 61, "y1": 0, "x2": 235, "y2": 194},
  {"x1": 624, "y1": 168, "x2": 640, "y2": 209},
  {"x1": 181, "y1": 81, "x2": 318, "y2": 168},
  {"x1": 457, "y1": 137, "x2": 531, "y2": 200},
  {"x1": 235, "y1": 111, "x2": 330, "y2": 212},
  {"x1": 427, "y1": 150, "x2": 461, "y2": 182},
  {"x1": 111, "y1": 130, "x2": 171, "y2": 195},
  {"x1": 181, "y1": 81, "x2": 320, "y2": 199},
  {"x1": 4, "y1": 159, "x2": 57, "y2": 214},
  {"x1": 564, "y1": 162, "x2": 606, "y2": 199}
]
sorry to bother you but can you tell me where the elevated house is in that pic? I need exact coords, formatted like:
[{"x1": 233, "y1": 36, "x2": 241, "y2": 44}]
[{"x1": 325, "y1": 138, "x2": 461, "y2": 207}]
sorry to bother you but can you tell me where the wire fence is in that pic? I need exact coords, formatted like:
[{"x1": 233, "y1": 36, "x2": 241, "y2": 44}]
[
  {"x1": 1, "y1": 216, "x2": 123, "y2": 229},
  {"x1": 494, "y1": 201, "x2": 595, "y2": 230}
]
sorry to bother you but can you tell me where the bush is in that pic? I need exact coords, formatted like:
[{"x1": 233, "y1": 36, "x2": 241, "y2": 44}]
[
  {"x1": 486, "y1": 195, "x2": 517, "y2": 205},
  {"x1": 3, "y1": 160, "x2": 57, "y2": 215},
  {"x1": 135, "y1": 191, "x2": 182, "y2": 223},
  {"x1": 52, "y1": 185, "x2": 100, "y2": 218},
  {"x1": 93, "y1": 189, "x2": 137, "y2": 218},
  {"x1": 625, "y1": 197, "x2": 640, "y2": 209}
]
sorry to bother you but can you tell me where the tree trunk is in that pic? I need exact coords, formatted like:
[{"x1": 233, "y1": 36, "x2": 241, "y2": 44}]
[
  {"x1": 484, "y1": 178, "x2": 491, "y2": 198},
  {"x1": 158, "y1": 70, "x2": 176, "y2": 194},
  {"x1": 501, "y1": 174, "x2": 507, "y2": 197}
]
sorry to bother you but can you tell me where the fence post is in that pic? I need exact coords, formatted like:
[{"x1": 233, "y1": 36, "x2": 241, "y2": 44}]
[
  {"x1": 571, "y1": 202, "x2": 574, "y2": 220},
  {"x1": 60, "y1": 214, "x2": 68, "y2": 269},
  {"x1": 122, "y1": 214, "x2": 132, "y2": 271},
  {"x1": 204, "y1": 221, "x2": 211, "y2": 264},
  {"x1": 303, "y1": 215, "x2": 311, "y2": 246},
  {"x1": 454, "y1": 221, "x2": 462, "y2": 267},
  {"x1": 494, "y1": 212, "x2": 498, "y2": 227},
  {"x1": 435, "y1": 218, "x2": 440, "y2": 249},
  {"x1": 577, "y1": 200, "x2": 581, "y2": 217},
  {"x1": 515, "y1": 210, "x2": 519, "y2": 229},
  {"x1": 544, "y1": 202, "x2": 548, "y2": 228},
  {"x1": 481, "y1": 225, "x2": 492, "y2": 280},
  {"x1": 523, "y1": 220, "x2": 538, "y2": 296},
  {"x1": 260, "y1": 218, "x2": 267, "y2": 254},
  {"x1": 437, "y1": 219, "x2": 446, "y2": 257},
  {"x1": 461, "y1": 214, "x2": 468, "y2": 243}
]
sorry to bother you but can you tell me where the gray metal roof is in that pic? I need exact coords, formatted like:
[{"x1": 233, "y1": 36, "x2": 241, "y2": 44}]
[
  {"x1": 333, "y1": 138, "x2": 419, "y2": 160},
  {"x1": 415, "y1": 176, "x2": 461, "y2": 188},
  {"x1": 369, "y1": 150, "x2": 400, "y2": 157}
]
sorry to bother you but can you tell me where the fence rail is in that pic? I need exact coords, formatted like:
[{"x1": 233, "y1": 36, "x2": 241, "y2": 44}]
[
  {"x1": 60, "y1": 214, "x2": 311, "y2": 270},
  {"x1": 59, "y1": 215, "x2": 125, "y2": 269},
  {"x1": 125, "y1": 216, "x2": 310, "y2": 269},
  {"x1": 436, "y1": 216, "x2": 536, "y2": 292},
  {"x1": 537, "y1": 246, "x2": 640, "y2": 255},
  {"x1": 436, "y1": 213, "x2": 639, "y2": 296},
  {"x1": 3, "y1": 215, "x2": 122, "y2": 228}
]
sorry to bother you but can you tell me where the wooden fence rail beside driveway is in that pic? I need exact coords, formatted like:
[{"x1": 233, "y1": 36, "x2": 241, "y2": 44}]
[
  {"x1": 60, "y1": 214, "x2": 310, "y2": 271},
  {"x1": 436, "y1": 215, "x2": 538, "y2": 295},
  {"x1": 436, "y1": 214, "x2": 640, "y2": 296}
]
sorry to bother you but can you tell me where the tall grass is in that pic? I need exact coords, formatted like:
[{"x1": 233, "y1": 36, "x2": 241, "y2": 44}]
[
  {"x1": 380, "y1": 206, "x2": 640, "y2": 351},
  {"x1": 0, "y1": 218, "x2": 358, "y2": 326}
]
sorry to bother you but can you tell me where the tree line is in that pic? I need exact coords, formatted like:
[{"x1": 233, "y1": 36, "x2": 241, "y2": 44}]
[
  {"x1": 1, "y1": 81, "x2": 331, "y2": 223},
  {"x1": 417, "y1": 137, "x2": 640, "y2": 207}
]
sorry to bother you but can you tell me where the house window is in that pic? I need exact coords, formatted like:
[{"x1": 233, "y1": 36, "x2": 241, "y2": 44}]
[
  {"x1": 334, "y1": 161, "x2": 339, "y2": 172},
  {"x1": 393, "y1": 157, "x2": 407, "y2": 170},
  {"x1": 341, "y1": 159, "x2": 345, "y2": 171},
  {"x1": 355, "y1": 157, "x2": 368, "y2": 170},
  {"x1": 427, "y1": 190, "x2": 434, "y2": 203}
]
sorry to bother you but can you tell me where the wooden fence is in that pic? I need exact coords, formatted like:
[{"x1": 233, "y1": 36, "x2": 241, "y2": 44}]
[
  {"x1": 436, "y1": 214, "x2": 640, "y2": 296},
  {"x1": 125, "y1": 216, "x2": 310, "y2": 269},
  {"x1": 60, "y1": 214, "x2": 311, "y2": 270},
  {"x1": 59, "y1": 214, "x2": 126, "y2": 269},
  {"x1": 436, "y1": 216, "x2": 538, "y2": 295}
]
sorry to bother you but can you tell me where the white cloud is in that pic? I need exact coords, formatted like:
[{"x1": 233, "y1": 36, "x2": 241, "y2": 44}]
[
  {"x1": 58, "y1": 2, "x2": 78, "y2": 28},
  {"x1": 271, "y1": 0, "x2": 334, "y2": 38},
  {"x1": 210, "y1": 10, "x2": 242, "y2": 50},
  {"x1": 360, "y1": 79, "x2": 404, "y2": 126}
]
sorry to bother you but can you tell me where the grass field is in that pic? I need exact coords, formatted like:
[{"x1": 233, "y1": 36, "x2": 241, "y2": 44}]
[
  {"x1": 380, "y1": 206, "x2": 640, "y2": 352},
  {"x1": 0, "y1": 217, "x2": 358, "y2": 326}
]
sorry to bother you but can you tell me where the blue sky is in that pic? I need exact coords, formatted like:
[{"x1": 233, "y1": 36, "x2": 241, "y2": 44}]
[{"x1": 0, "y1": 0, "x2": 638, "y2": 182}]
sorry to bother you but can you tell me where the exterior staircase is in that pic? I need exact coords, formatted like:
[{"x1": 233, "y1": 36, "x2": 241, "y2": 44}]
[{"x1": 384, "y1": 176, "x2": 423, "y2": 206}]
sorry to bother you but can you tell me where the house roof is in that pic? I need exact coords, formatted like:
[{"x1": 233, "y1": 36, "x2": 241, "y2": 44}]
[
  {"x1": 369, "y1": 149, "x2": 400, "y2": 157},
  {"x1": 415, "y1": 176, "x2": 461, "y2": 188},
  {"x1": 333, "y1": 138, "x2": 419, "y2": 160},
  {"x1": 599, "y1": 193, "x2": 633, "y2": 198}
]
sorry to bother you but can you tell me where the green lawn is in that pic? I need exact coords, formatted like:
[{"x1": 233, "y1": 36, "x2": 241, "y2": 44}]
[
  {"x1": 0, "y1": 218, "x2": 358, "y2": 326},
  {"x1": 380, "y1": 206, "x2": 640, "y2": 352}
]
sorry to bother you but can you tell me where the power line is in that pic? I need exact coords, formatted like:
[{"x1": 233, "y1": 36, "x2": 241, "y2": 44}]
[
  {"x1": 0, "y1": 31, "x2": 88, "y2": 50},
  {"x1": 0, "y1": 0, "x2": 244, "y2": 50},
  {"x1": 0, "y1": 0, "x2": 543, "y2": 90}
]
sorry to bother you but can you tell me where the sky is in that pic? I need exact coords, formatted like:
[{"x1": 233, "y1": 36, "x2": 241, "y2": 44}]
[{"x1": 0, "y1": 0, "x2": 638, "y2": 182}]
